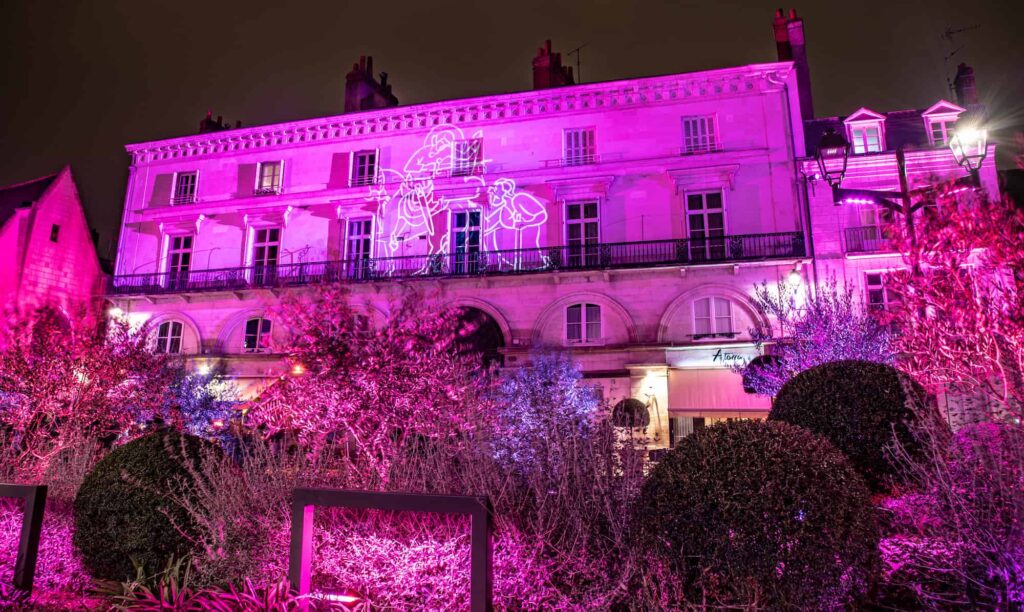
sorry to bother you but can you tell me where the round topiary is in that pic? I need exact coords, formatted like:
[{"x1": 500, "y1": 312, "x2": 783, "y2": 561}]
[
  {"x1": 73, "y1": 430, "x2": 219, "y2": 580},
  {"x1": 769, "y1": 359, "x2": 939, "y2": 492},
  {"x1": 640, "y1": 420, "x2": 878, "y2": 609}
]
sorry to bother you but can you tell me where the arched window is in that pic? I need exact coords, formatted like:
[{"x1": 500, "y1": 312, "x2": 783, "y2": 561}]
[
  {"x1": 243, "y1": 317, "x2": 272, "y2": 353},
  {"x1": 155, "y1": 321, "x2": 183, "y2": 354},
  {"x1": 693, "y1": 297, "x2": 733, "y2": 339},
  {"x1": 566, "y1": 303, "x2": 601, "y2": 344},
  {"x1": 612, "y1": 398, "x2": 650, "y2": 428}
]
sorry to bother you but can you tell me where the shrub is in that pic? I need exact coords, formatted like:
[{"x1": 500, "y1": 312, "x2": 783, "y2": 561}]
[
  {"x1": 770, "y1": 359, "x2": 937, "y2": 492},
  {"x1": 640, "y1": 420, "x2": 878, "y2": 609},
  {"x1": 73, "y1": 430, "x2": 220, "y2": 580}
]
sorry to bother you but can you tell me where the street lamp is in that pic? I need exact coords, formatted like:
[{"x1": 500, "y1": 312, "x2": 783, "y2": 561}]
[
  {"x1": 949, "y1": 122, "x2": 988, "y2": 184},
  {"x1": 815, "y1": 129, "x2": 851, "y2": 204}
]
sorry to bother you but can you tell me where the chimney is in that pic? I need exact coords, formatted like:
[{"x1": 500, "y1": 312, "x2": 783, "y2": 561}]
[
  {"x1": 344, "y1": 55, "x2": 399, "y2": 114},
  {"x1": 773, "y1": 9, "x2": 791, "y2": 61},
  {"x1": 953, "y1": 63, "x2": 979, "y2": 106},
  {"x1": 532, "y1": 40, "x2": 575, "y2": 90},
  {"x1": 774, "y1": 9, "x2": 814, "y2": 121},
  {"x1": 198, "y1": 110, "x2": 232, "y2": 134}
]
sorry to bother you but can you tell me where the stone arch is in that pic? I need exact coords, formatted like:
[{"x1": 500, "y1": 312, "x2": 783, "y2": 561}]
[
  {"x1": 446, "y1": 298, "x2": 513, "y2": 348},
  {"x1": 657, "y1": 284, "x2": 767, "y2": 344},
  {"x1": 532, "y1": 291, "x2": 638, "y2": 347},
  {"x1": 217, "y1": 308, "x2": 282, "y2": 354},
  {"x1": 612, "y1": 398, "x2": 651, "y2": 428}
]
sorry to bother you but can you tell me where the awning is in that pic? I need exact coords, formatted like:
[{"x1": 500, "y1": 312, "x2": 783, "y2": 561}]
[{"x1": 668, "y1": 368, "x2": 771, "y2": 412}]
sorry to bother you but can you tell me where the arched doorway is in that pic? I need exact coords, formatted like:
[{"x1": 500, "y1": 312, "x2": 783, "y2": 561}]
[
  {"x1": 455, "y1": 307, "x2": 506, "y2": 367},
  {"x1": 612, "y1": 398, "x2": 651, "y2": 428}
]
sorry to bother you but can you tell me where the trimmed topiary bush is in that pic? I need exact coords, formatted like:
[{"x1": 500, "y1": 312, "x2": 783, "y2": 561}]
[
  {"x1": 73, "y1": 430, "x2": 219, "y2": 580},
  {"x1": 640, "y1": 420, "x2": 878, "y2": 609},
  {"x1": 769, "y1": 359, "x2": 939, "y2": 492}
]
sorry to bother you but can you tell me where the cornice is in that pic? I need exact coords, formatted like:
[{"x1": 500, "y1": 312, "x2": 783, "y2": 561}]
[{"x1": 125, "y1": 62, "x2": 794, "y2": 165}]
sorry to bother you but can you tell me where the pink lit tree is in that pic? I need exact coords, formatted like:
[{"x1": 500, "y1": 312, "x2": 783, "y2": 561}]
[
  {"x1": 0, "y1": 305, "x2": 175, "y2": 479},
  {"x1": 247, "y1": 286, "x2": 494, "y2": 486},
  {"x1": 740, "y1": 278, "x2": 896, "y2": 397},
  {"x1": 883, "y1": 187, "x2": 1024, "y2": 419}
]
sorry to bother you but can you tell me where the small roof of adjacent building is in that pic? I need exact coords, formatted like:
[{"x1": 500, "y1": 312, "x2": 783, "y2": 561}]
[{"x1": 0, "y1": 173, "x2": 58, "y2": 228}]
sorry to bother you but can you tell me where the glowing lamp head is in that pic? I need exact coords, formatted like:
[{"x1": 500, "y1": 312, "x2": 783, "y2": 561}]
[
  {"x1": 196, "y1": 364, "x2": 211, "y2": 376},
  {"x1": 108, "y1": 307, "x2": 125, "y2": 319},
  {"x1": 786, "y1": 269, "x2": 803, "y2": 287},
  {"x1": 291, "y1": 363, "x2": 306, "y2": 376},
  {"x1": 815, "y1": 128, "x2": 851, "y2": 188},
  {"x1": 949, "y1": 124, "x2": 988, "y2": 172}
]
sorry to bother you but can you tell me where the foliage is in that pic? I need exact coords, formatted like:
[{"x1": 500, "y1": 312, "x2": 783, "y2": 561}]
[
  {"x1": 0, "y1": 501, "x2": 92, "y2": 596},
  {"x1": 769, "y1": 359, "x2": 939, "y2": 492},
  {"x1": 740, "y1": 278, "x2": 896, "y2": 397},
  {"x1": 886, "y1": 421, "x2": 1024, "y2": 608},
  {"x1": 639, "y1": 420, "x2": 878, "y2": 609},
  {"x1": 884, "y1": 187, "x2": 1024, "y2": 419},
  {"x1": 73, "y1": 430, "x2": 221, "y2": 581},
  {"x1": 0, "y1": 305, "x2": 175, "y2": 479},
  {"x1": 249, "y1": 286, "x2": 493, "y2": 486}
]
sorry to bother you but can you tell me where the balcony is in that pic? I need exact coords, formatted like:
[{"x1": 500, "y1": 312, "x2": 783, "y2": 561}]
[
  {"x1": 109, "y1": 231, "x2": 805, "y2": 296},
  {"x1": 845, "y1": 225, "x2": 896, "y2": 254}
]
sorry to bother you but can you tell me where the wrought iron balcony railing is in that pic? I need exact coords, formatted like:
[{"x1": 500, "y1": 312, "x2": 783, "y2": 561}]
[
  {"x1": 845, "y1": 225, "x2": 896, "y2": 254},
  {"x1": 109, "y1": 231, "x2": 804, "y2": 296}
]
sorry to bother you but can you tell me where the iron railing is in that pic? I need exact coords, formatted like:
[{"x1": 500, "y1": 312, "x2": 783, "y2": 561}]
[
  {"x1": 110, "y1": 231, "x2": 805, "y2": 295},
  {"x1": 845, "y1": 225, "x2": 895, "y2": 254}
]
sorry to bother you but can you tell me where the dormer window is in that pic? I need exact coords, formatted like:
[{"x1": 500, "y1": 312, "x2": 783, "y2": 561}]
[
  {"x1": 843, "y1": 108, "x2": 886, "y2": 155},
  {"x1": 922, "y1": 100, "x2": 966, "y2": 147}
]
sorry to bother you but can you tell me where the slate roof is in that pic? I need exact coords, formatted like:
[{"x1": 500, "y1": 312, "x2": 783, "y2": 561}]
[{"x1": 0, "y1": 173, "x2": 57, "y2": 228}]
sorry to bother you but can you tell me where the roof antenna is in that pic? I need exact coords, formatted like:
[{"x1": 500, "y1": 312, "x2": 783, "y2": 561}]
[
  {"x1": 941, "y1": 24, "x2": 980, "y2": 96},
  {"x1": 568, "y1": 43, "x2": 587, "y2": 83}
]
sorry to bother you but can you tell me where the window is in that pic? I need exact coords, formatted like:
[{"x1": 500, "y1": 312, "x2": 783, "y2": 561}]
[
  {"x1": 172, "y1": 172, "x2": 198, "y2": 205},
  {"x1": 243, "y1": 317, "x2": 272, "y2": 353},
  {"x1": 256, "y1": 161, "x2": 282, "y2": 195},
  {"x1": 563, "y1": 128, "x2": 596, "y2": 166},
  {"x1": 49, "y1": 224, "x2": 59, "y2": 242},
  {"x1": 866, "y1": 272, "x2": 899, "y2": 311},
  {"x1": 849, "y1": 125, "x2": 883, "y2": 154},
  {"x1": 252, "y1": 228, "x2": 281, "y2": 286},
  {"x1": 452, "y1": 139, "x2": 483, "y2": 176},
  {"x1": 694, "y1": 297, "x2": 733, "y2": 338},
  {"x1": 681, "y1": 115, "x2": 717, "y2": 154},
  {"x1": 928, "y1": 118, "x2": 957, "y2": 146},
  {"x1": 565, "y1": 201, "x2": 600, "y2": 267},
  {"x1": 566, "y1": 303, "x2": 601, "y2": 344},
  {"x1": 686, "y1": 191, "x2": 725, "y2": 260},
  {"x1": 451, "y1": 211, "x2": 481, "y2": 274},
  {"x1": 155, "y1": 321, "x2": 183, "y2": 354},
  {"x1": 167, "y1": 235, "x2": 193, "y2": 290},
  {"x1": 345, "y1": 218, "x2": 373, "y2": 279},
  {"x1": 351, "y1": 150, "x2": 378, "y2": 186}
]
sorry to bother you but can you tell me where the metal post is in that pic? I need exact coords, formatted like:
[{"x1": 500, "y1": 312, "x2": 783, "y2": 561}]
[{"x1": 0, "y1": 484, "x2": 48, "y2": 594}]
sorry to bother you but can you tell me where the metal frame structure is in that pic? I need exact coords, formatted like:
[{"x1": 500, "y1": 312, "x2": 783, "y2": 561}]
[
  {"x1": 289, "y1": 488, "x2": 493, "y2": 611},
  {"x1": 0, "y1": 484, "x2": 48, "y2": 593}
]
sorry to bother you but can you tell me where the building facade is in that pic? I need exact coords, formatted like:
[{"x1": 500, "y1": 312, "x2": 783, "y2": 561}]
[
  {"x1": 107, "y1": 12, "x2": 999, "y2": 446},
  {"x1": 0, "y1": 167, "x2": 105, "y2": 314}
]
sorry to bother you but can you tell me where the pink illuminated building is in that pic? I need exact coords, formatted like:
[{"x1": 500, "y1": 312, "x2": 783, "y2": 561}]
[
  {"x1": 0, "y1": 167, "x2": 105, "y2": 314},
  {"x1": 107, "y1": 11, "x2": 998, "y2": 446}
]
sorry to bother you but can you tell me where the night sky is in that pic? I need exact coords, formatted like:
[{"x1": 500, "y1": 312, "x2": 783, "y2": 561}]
[{"x1": 2, "y1": 0, "x2": 1022, "y2": 258}]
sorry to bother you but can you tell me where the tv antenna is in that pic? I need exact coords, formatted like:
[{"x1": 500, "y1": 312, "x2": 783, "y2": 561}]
[
  {"x1": 568, "y1": 43, "x2": 588, "y2": 84},
  {"x1": 941, "y1": 24, "x2": 980, "y2": 96}
]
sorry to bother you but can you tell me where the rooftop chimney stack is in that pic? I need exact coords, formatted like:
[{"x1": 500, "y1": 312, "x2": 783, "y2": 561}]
[
  {"x1": 953, "y1": 63, "x2": 979, "y2": 107},
  {"x1": 773, "y1": 8, "x2": 814, "y2": 120},
  {"x1": 344, "y1": 55, "x2": 399, "y2": 114},
  {"x1": 532, "y1": 40, "x2": 575, "y2": 90},
  {"x1": 198, "y1": 110, "x2": 232, "y2": 134}
]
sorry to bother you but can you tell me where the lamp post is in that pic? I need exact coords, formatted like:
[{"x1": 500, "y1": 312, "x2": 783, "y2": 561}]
[
  {"x1": 949, "y1": 121, "x2": 988, "y2": 185},
  {"x1": 815, "y1": 130, "x2": 922, "y2": 275}
]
